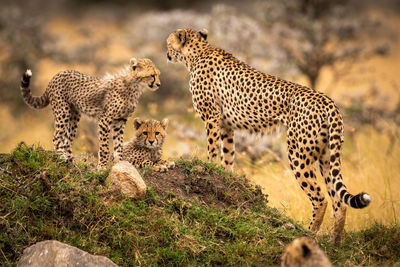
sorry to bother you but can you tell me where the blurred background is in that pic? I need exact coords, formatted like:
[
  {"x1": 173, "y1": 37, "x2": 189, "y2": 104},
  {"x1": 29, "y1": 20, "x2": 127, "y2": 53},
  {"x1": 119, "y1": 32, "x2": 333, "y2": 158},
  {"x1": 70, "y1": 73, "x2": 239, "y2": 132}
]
[{"x1": 0, "y1": 0, "x2": 399, "y2": 232}]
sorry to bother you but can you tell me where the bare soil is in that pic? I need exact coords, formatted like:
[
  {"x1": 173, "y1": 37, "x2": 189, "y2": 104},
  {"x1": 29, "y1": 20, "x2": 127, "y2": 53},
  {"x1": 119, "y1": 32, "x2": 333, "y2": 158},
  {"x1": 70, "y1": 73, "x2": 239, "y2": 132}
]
[{"x1": 141, "y1": 161, "x2": 268, "y2": 209}]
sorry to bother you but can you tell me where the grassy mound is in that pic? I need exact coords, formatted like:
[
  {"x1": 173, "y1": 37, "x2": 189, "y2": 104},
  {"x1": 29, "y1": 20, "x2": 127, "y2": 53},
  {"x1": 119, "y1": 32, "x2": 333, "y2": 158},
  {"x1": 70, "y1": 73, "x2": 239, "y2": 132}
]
[{"x1": 0, "y1": 143, "x2": 399, "y2": 266}]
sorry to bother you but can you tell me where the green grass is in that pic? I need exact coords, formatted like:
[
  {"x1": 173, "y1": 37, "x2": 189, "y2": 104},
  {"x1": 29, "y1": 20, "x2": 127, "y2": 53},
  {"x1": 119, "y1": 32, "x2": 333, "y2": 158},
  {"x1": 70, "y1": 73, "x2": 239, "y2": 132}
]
[{"x1": 0, "y1": 143, "x2": 399, "y2": 266}]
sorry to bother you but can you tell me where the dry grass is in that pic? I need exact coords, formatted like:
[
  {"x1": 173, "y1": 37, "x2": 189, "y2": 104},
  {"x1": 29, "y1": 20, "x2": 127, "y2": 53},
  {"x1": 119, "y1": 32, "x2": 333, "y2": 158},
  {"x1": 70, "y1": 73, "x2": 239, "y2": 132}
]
[{"x1": 239, "y1": 127, "x2": 400, "y2": 232}]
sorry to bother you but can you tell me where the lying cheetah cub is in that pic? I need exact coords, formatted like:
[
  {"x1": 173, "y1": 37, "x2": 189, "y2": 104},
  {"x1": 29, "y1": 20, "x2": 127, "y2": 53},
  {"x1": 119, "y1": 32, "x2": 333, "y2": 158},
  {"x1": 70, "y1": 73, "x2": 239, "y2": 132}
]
[
  {"x1": 281, "y1": 237, "x2": 331, "y2": 267},
  {"x1": 20, "y1": 58, "x2": 160, "y2": 169},
  {"x1": 121, "y1": 118, "x2": 174, "y2": 172}
]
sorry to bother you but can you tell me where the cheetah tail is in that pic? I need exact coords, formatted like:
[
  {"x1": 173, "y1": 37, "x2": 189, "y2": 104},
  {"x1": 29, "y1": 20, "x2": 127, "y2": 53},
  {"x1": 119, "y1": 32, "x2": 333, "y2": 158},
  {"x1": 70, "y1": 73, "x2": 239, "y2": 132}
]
[
  {"x1": 20, "y1": 69, "x2": 49, "y2": 109},
  {"x1": 327, "y1": 106, "x2": 371, "y2": 209}
]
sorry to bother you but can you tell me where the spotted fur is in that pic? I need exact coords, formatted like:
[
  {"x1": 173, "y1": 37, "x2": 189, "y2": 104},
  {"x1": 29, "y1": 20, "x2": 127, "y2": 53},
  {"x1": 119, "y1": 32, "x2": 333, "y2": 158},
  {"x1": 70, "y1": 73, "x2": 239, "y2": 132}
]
[
  {"x1": 121, "y1": 118, "x2": 174, "y2": 172},
  {"x1": 166, "y1": 28, "x2": 371, "y2": 243},
  {"x1": 281, "y1": 237, "x2": 332, "y2": 267},
  {"x1": 20, "y1": 58, "x2": 161, "y2": 169}
]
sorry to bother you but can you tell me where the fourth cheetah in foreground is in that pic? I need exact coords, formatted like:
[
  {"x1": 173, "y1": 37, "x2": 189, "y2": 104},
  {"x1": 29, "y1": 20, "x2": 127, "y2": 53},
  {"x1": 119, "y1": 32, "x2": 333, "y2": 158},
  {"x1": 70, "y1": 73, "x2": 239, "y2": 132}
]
[
  {"x1": 166, "y1": 28, "x2": 371, "y2": 243},
  {"x1": 282, "y1": 237, "x2": 332, "y2": 267}
]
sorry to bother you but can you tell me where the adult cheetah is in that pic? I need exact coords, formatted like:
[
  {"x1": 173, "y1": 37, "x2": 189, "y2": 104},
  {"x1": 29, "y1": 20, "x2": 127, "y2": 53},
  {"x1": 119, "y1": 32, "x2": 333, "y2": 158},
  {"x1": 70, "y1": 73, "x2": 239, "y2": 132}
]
[
  {"x1": 166, "y1": 28, "x2": 370, "y2": 243},
  {"x1": 20, "y1": 58, "x2": 161, "y2": 169}
]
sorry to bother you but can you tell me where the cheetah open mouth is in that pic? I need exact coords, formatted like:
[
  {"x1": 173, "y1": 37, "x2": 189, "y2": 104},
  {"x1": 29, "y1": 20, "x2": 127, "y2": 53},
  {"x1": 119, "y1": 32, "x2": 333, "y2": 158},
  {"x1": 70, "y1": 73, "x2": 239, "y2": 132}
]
[
  {"x1": 147, "y1": 78, "x2": 160, "y2": 91},
  {"x1": 147, "y1": 83, "x2": 159, "y2": 91}
]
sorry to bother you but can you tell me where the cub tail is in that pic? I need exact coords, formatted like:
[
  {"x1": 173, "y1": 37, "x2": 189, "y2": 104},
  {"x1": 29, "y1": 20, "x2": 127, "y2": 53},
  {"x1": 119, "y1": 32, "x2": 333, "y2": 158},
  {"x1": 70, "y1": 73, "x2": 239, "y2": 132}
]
[{"x1": 20, "y1": 69, "x2": 49, "y2": 109}]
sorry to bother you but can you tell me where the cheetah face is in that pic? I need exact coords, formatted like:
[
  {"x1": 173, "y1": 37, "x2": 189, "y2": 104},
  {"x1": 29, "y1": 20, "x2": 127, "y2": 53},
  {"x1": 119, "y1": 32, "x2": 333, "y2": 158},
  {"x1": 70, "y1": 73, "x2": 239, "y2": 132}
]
[
  {"x1": 134, "y1": 118, "x2": 168, "y2": 149},
  {"x1": 166, "y1": 28, "x2": 208, "y2": 64},
  {"x1": 281, "y1": 237, "x2": 330, "y2": 267},
  {"x1": 130, "y1": 58, "x2": 161, "y2": 91}
]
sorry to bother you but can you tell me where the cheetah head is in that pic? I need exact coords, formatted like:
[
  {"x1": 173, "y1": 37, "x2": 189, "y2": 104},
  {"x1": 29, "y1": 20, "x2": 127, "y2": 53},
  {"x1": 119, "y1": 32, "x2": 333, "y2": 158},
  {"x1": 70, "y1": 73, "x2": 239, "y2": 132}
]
[
  {"x1": 133, "y1": 118, "x2": 168, "y2": 149},
  {"x1": 281, "y1": 237, "x2": 332, "y2": 267},
  {"x1": 130, "y1": 58, "x2": 161, "y2": 91},
  {"x1": 166, "y1": 28, "x2": 209, "y2": 66}
]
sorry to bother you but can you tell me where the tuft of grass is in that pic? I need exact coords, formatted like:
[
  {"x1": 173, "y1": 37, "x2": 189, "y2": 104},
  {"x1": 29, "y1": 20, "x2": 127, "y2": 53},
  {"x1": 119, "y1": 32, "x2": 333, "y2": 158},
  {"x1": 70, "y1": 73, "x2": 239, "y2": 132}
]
[
  {"x1": 175, "y1": 158, "x2": 227, "y2": 176},
  {"x1": 0, "y1": 143, "x2": 399, "y2": 266},
  {"x1": 320, "y1": 223, "x2": 400, "y2": 265}
]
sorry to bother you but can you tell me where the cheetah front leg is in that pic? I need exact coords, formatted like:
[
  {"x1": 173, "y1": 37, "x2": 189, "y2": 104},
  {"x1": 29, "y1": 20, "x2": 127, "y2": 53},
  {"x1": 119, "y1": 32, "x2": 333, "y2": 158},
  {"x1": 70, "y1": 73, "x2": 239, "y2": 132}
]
[
  {"x1": 220, "y1": 126, "x2": 235, "y2": 172},
  {"x1": 112, "y1": 118, "x2": 127, "y2": 163},
  {"x1": 139, "y1": 159, "x2": 168, "y2": 173},
  {"x1": 157, "y1": 159, "x2": 175, "y2": 169},
  {"x1": 97, "y1": 116, "x2": 112, "y2": 170},
  {"x1": 205, "y1": 117, "x2": 221, "y2": 164}
]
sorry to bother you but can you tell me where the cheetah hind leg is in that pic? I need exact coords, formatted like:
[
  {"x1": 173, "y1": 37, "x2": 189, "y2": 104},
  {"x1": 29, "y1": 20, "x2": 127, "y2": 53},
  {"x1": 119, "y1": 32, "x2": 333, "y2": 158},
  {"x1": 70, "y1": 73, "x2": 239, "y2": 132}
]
[
  {"x1": 330, "y1": 205, "x2": 346, "y2": 244},
  {"x1": 52, "y1": 105, "x2": 73, "y2": 162},
  {"x1": 319, "y1": 147, "x2": 347, "y2": 244},
  {"x1": 287, "y1": 145, "x2": 328, "y2": 234},
  {"x1": 64, "y1": 107, "x2": 81, "y2": 163},
  {"x1": 205, "y1": 118, "x2": 221, "y2": 164}
]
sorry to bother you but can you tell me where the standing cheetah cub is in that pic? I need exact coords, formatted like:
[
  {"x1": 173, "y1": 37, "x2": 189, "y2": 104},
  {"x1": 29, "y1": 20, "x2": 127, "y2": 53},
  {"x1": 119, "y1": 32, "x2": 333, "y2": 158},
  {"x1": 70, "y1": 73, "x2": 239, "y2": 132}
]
[
  {"x1": 20, "y1": 58, "x2": 161, "y2": 169},
  {"x1": 282, "y1": 237, "x2": 332, "y2": 267},
  {"x1": 121, "y1": 118, "x2": 174, "y2": 172}
]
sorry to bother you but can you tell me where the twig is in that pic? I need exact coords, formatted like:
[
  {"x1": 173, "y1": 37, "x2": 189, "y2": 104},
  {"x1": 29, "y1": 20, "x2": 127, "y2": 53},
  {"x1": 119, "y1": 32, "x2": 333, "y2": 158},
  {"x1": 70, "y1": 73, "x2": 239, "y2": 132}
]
[{"x1": 0, "y1": 247, "x2": 9, "y2": 264}]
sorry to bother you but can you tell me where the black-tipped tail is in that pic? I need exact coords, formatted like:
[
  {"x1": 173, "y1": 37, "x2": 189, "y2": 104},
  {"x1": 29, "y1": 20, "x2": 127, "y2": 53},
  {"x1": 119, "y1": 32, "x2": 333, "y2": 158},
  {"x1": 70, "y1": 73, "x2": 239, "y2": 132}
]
[
  {"x1": 341, "y1": 190, "x2": 371, "y2": 209},
  {"x1": 348, "y1": 192, "x2": 371, "y2": 209},
  {"x1": 21, "y1": 69, "x2": 32, "y2": 88},
  {"x1": 20, "y1": 69, "x2": 49, "y2": 109}
]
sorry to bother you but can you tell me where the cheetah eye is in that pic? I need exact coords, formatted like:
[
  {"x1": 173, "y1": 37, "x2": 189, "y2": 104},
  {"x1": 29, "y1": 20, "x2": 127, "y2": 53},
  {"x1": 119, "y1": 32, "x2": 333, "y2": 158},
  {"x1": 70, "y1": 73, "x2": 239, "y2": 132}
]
[
  {"x1": 155, "y1": 131, "x2": 160, "y2": 136},
  {"x1": 143, "y1": 131, "x2": 148, "y2": 136},
  {"x1": 151, "y1": 74, "x2": 155, "y2": 78}
]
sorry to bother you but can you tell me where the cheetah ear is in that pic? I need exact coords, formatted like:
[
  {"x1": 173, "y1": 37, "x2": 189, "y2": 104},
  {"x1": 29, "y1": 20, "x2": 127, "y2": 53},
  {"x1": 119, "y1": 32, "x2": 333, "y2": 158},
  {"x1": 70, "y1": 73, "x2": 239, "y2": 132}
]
[
  {"x1": 175, "y1": 29, "x2": 187, "y2": 48},
  {"x1": 198, "y1": 29, "x2": 208, "y2": 40},
  {"x1": 301, "y1": 244, "x2": 311, "y2": 258},
  {"x1": 134, "y1": 118, "x2": 143, "y2": 130},
  {"x1": 161, "y1": 118, "x2": 169, "y2": 129},
  {"x1": 130, "y1": 57, "x2": 138, "y2": 71}
]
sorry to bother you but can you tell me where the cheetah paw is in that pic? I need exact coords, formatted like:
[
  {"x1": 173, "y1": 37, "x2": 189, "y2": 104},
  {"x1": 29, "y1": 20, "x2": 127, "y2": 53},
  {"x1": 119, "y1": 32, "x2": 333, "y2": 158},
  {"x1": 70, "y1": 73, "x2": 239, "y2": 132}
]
[
  {"x1": 167, "y1": 161, "x2": 175, "y2": 169},
  {"x1": 97, "y1": 163, "x2": 109, "y2": 172},
  {"x1": 153, "y1": 164, "x2": 168, "y2": 173},
  {"x1": 59, "y1": 153, "x2": 74, "y2": 163}
]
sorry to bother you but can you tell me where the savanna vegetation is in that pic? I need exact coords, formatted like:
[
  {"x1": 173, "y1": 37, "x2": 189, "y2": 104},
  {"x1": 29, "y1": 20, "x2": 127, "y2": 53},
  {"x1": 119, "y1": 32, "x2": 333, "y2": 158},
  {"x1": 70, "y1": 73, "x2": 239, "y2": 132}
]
[
  {"x1": 0, "y1": 0, "x2": 399, "y2": 265},
  {"x1": 1, "y1": 144, "x2": 399, "y2": 266}
]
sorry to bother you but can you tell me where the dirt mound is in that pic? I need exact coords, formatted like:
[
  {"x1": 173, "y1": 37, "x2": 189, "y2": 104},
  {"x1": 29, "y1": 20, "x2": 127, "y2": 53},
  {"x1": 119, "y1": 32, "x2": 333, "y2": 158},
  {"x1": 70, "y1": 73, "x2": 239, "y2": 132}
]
[{"x1": 141, "y1": 159, "x2": 268, "y2": 209}]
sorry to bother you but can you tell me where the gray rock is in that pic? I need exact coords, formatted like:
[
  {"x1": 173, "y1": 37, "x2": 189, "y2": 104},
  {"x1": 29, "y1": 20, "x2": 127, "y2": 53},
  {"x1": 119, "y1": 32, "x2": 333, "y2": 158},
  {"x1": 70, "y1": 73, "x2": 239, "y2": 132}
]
[
  {"x1": 17, "y1": 240, "x2": 117, "y2": 267},
  {"x1": 106, "y1": 161, "x2": 147, "y2": 199}
]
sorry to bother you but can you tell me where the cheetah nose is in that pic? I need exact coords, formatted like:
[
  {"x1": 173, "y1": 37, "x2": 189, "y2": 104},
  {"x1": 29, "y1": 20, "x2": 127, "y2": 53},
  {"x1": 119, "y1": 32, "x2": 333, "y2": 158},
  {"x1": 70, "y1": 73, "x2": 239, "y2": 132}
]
[
  {"x1": 156, "y1": 83, "x2": 160, "y2": 88},
  {"x1": 149, "y1": 140, "x2": 154, "y2": 145},
  {"x1": 167, "y1": 53, "x2": 172, "y2": 61}
]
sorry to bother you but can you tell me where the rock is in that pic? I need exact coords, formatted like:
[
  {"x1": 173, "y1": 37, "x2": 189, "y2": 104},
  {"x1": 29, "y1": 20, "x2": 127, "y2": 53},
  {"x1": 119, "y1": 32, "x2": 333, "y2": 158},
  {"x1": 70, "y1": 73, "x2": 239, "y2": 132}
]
[
  {"x1": 193, "y1": 165, "x2": 205, "y2": 173},
  {"x1": 17, "y1": 240, "x2": 117, "y2": 267},
  {"x1": 106, "y1": 161, "x2": 147, "y2": 199},
  {"x1": 283, "y1": 222, "x2": 296, "y2": 230}
]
